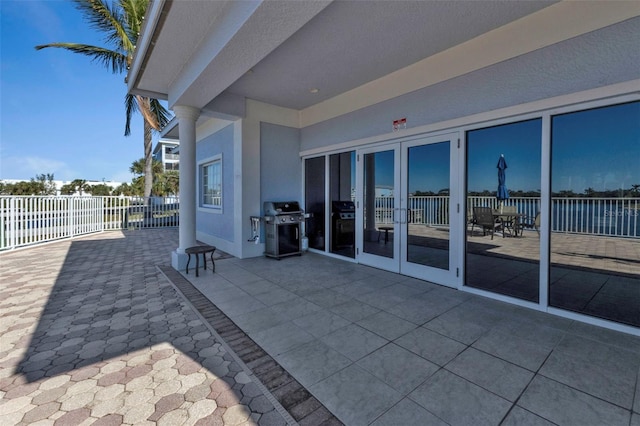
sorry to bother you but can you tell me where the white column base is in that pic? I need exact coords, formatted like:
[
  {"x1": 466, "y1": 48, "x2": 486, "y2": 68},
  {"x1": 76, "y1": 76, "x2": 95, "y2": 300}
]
[{"x1": 171, "y1": 250, "x2": 189, "y2": 271}]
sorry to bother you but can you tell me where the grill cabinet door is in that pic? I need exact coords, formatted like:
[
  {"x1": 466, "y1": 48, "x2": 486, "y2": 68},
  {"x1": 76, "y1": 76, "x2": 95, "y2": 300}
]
[{"x1": 278, "y1": 223, "x2": 300, "y2": 255}]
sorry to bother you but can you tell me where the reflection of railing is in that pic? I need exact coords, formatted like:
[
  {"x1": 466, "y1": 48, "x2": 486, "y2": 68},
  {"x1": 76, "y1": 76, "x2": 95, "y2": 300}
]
[
  {"x1": 1, "y1": 196, "x2": 180, "y2": 251},
  {"x1": 374, "y1": 196, "x2": 639, "y2": 238},
  {"x1": 203, "y1": 195, "x2": 222, "y2": 207},
  {"x1": 551, "y1": 197, "x2": 639, "y2": 237}
]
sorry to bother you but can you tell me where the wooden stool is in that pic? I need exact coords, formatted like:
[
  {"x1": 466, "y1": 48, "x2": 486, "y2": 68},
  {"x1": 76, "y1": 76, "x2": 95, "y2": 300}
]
[
  {"x1": 378, "y1": 226, "x2": 393, "y2": 244},
  {"x1": 185, "y1": 245, "x2": 216, "y2": 277}
]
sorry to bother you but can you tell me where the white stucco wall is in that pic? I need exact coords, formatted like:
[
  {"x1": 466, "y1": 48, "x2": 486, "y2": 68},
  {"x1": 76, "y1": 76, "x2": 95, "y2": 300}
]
[
  {"x1": 195, "y1": 123, "x2": 236, "y2": 253},
  {"x1": 300, "y1": 18, "x2": 640, "y2": 152},
  {"x1": 260, "y1": 122, "x2": 302, "y2": 206}
]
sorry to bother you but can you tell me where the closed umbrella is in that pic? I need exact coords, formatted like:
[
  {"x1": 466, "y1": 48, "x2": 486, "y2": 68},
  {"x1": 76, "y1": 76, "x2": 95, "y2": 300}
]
[{"x1": 497, "y1": 154, "x2": 508, "y2": 212}]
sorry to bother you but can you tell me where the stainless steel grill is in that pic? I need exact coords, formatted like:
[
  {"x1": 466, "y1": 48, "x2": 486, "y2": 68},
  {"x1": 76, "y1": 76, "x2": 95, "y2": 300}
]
[
  {"x1": 263, "y1": 201, "x2": 304, "y2": 259},
  {"x1": 332, "y1": 201, "x2": 355, "y2": 252}
]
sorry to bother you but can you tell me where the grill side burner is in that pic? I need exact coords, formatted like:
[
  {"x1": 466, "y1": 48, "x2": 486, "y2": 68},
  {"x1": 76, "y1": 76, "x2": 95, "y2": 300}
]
[{"x1": 263, "y1": 201, "x2": 304, "y2": 259}]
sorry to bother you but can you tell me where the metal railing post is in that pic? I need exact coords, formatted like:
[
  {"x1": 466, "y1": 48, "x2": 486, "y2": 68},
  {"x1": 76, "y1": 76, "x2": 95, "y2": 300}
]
[
  {"x1": 69, "y1": 197, "x2": 75, "y2": 238},
  {"x1": 9, "y1": 197, "x2": 15, "y2": 250}
]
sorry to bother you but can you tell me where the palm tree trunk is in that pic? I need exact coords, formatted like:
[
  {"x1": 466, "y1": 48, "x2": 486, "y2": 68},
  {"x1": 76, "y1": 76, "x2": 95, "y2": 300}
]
[{"x1": 143, "y1": 119, "x2": 153, "y2": 199}]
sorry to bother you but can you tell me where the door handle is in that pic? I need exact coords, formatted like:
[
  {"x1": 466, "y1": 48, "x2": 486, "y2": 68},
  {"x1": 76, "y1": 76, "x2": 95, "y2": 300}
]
[{"x1": 397, "y1": 208, "x2": 408, "y2": 224}]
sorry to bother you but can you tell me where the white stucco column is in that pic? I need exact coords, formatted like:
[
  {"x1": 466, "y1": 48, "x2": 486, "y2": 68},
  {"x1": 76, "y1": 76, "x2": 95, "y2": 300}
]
[{"x1": 172, "y1": 105, "x2": 200, "y2": 270}]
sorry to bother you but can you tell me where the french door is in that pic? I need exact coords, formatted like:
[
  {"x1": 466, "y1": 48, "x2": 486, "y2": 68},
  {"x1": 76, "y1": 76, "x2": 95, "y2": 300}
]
[{"x1": 356, "y1": 133, "x2": 461, "y2": 287}]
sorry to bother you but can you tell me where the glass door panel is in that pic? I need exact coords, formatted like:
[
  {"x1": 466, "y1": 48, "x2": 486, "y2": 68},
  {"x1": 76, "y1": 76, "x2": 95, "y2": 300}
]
[
  {"x1": 550, "y1": 102, "x2": 640, "y2": 327},
  {"x1": 305, "y1": 157, "x2": 326, "y2": 251},
  {"x1": 405, "y1": 142, "x2": 451, "y2": 270},
  {"x1": 400, "y1": 134, "x2": 459, "y2": 287},
  {"x1": 329, "y1": 152, "x2": 356, "y2": 258},
  {"x1": 465, "y1": 119, "x2": 541, "y2": 302},
  {"x1": 358, "y1": 145, "x2": 400, "y2": 272}
]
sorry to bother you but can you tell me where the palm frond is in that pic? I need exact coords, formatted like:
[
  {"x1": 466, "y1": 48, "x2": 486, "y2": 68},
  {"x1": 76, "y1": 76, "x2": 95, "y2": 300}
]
[
  {"x1": 149, "y1": 98, "x2": 171, "y2": 130},
  {"x1": 124, "y1": 93, "x2": 139, "y2": 136},
  {"x1": 35, "y1": 42, "x2": 128, "y2": 74},
  {"x1": 73, "y1": 0, "x2": 135, "y2": 55},
  {"x1": 120, "y1": 0, "x2": 148, "y2": 44},
  {"x1": 135, "y1": 96, "x2": 170, "y2": 132}
]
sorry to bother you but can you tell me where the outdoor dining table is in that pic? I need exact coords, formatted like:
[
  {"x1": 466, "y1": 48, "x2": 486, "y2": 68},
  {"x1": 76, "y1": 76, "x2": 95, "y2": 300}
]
[{"x1": 492, "y1": 211, "x2": 526, "y2": 237}]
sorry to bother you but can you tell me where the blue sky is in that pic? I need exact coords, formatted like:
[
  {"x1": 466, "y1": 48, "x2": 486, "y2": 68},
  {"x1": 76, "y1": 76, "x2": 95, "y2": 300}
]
[
  {"x1": 467, "y1": 118, "x2": 542, "y2": 194},
  {"x1": 1, "y1": 0, "x2": 162, "y2": 183}
]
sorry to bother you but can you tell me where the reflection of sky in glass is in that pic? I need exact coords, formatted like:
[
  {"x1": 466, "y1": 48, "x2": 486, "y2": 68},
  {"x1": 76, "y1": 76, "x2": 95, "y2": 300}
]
[
  {"x1": 552, "y1": 101, "x2": 640, "y2": 194},
  {"x1": 374, "y1": 150, "x2": 394, "y2": 188},
  {"x1": 467, "y1": 119, "x2": 542, "y2": 193},
  {"x1": 408, "y1": 142, "x2": 449, "y2": 193},
  {"x1": 356, "y1": 102, "x2": 639, "y2": 197}
]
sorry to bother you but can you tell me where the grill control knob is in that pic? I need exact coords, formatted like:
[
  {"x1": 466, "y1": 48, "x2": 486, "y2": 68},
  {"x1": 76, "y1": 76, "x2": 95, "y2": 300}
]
[
  {"x1": 290, "y1": 217, "x2": 294, "y2": 221},
  {"x1": 280, "y1": 217, "x2": 285, "y2": 223}
]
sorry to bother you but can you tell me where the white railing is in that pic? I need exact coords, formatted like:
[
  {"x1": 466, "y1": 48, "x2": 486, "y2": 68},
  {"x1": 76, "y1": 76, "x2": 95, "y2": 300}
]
[
  {"x1": 3, "y1": 195, "x2": 638, "y2": 251},
  {"x1": 375, "y1": 196, "x2": 639, "y2": 238},
  {"x1": 0, "y1": 196, "x2": 179, "y2": 251}
]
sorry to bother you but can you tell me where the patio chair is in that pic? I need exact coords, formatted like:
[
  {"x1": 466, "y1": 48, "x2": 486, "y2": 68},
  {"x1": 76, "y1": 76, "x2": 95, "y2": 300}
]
[
  {"x1": 473, "y1": 206, "x2": 500, "y2": 239},
  {"x1": 520, "y1": 212, "x2": 540, "y2": 236},
  {"x1": 468, "y1": 205, "x2": 478, "y2": 234}
]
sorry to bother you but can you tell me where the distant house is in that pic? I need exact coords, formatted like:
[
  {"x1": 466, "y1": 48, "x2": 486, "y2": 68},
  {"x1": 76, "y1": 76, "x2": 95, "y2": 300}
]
[{"x1": 152, "y1": 139, "x2": 179, "y2": 172}]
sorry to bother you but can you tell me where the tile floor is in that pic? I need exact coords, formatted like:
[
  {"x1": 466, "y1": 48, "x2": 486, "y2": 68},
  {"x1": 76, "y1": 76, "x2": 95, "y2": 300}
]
[{"x1": 185, "y1": 251, "x2": 640, "y2": 426}]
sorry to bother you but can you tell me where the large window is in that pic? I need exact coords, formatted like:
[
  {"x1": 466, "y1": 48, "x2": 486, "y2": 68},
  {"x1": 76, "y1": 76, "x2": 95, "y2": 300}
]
[
  {"x1": 303, "y1": 151, "x2": 357, "y2": 257},
  {"x1": 201, "y1": 155, "x2": 222, "y2": 208},
  {"x1": 305, "y1": 156, "x2": 326, "y2": 250},
  {"x1": 329, "y1": 151, "x2": 356, "y2": 258},
  {"x1": 465, "y1": 119, "x2": 542, "y2": 302},
  {"x1": 550, "y1": 101, "x2": 640, "y2": 327}
]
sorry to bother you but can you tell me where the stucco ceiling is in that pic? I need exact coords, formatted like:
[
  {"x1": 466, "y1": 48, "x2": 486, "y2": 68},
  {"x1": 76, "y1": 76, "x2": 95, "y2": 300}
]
[
  {"x1": 131, "y1": 0, "x2": 560, "y2": 113},
  {"x1": 224, "y1": 0, "x2": 557, "y2": 110}
]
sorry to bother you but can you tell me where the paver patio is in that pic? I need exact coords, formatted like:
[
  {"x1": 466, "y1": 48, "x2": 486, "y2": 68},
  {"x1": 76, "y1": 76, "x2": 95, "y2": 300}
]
[
  {"x1": 0, "y1": 229, "x2": 296, "y2": 425},
  {"x1": 1, "y1": 228, "x2": 639, "y2": 425}
]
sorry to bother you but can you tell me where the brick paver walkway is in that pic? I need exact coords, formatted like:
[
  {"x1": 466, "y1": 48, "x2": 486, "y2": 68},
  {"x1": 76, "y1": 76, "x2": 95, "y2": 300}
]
[{"x1": 0, "y1": 229, "x2": 293, "y2": 425}]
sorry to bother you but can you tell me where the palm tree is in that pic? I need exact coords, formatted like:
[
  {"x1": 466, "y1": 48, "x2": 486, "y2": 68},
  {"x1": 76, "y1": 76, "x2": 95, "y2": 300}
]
[
  {"x1": 73, "y1": 179, "x2": 90, "y2": 195},
  {"x1": 130, "y1": 158, "x2": 164, "y2": 177},
  {"x1": 35, "y1": 0, "x2": 170, "y2": 199},
  {"x1": 164, "y1": 171, "x2": 180, "y2": 196},
  {"x1": 130, "y1": 158, "x2": 178, "y2": 197}
]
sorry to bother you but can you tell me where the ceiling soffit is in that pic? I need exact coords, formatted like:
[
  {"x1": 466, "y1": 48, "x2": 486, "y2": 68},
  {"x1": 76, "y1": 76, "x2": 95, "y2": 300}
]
[
  {"x1": 225, "y1": 0, "x2": 557, "y2": 110},
  {"x1": 131, "y1": 0, "x2": 640, "y2": 124}
]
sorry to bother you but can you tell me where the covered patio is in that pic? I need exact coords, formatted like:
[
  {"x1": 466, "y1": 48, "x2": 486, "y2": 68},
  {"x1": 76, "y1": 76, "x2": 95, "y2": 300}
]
[{"x1": 2, "y1": 229, "x2": 638, "y2": 425}]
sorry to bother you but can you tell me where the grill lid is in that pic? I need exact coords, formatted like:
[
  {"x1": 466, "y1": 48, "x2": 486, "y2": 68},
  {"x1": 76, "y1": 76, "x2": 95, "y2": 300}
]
[
  {"x1": 332, "y1": 201, "x2": 355, "y2": 213},
  {"x1": 264, "y1": 201, "x2": 302, "y2": 216}
]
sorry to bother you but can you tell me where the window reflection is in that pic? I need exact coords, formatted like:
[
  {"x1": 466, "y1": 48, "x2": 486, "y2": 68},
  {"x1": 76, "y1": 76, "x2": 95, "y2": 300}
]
[
  {"x1": 550, "y1": 101, "x2": 640, "y2": 327},
  {"x1": 329, "y1": 152, "x2": 356, "y2": 258},
  {"x1": 466, "y1": 119, "x2": 542, "y2": 302},
  {"x1": 407, "y1": 142, "x2": 450, "y2": 270},
  {"x1": 363, "y1": 150, "x2": 395, "y2": 258},
  {"x1": 305, "y1": 157, "x2": 326, "y2": 251}
]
